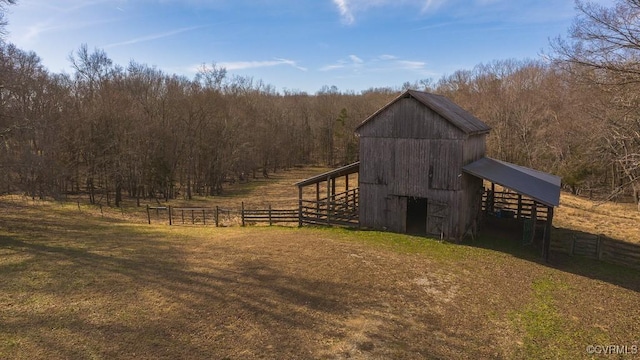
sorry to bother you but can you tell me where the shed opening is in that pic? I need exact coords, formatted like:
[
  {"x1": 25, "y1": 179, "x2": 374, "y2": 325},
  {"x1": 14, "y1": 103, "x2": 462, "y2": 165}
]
[{"x1": 406, "y1": 197, "x2": 427, "y2": 235}]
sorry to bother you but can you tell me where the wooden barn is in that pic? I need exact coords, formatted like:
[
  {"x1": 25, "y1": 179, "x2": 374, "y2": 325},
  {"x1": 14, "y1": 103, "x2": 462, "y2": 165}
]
[
  {"x1": 355, "y1": 90, "x2": 490, "y2": 240},
  {"x1": 296, "y1": 90, "x2": 561, "y2": 255}
]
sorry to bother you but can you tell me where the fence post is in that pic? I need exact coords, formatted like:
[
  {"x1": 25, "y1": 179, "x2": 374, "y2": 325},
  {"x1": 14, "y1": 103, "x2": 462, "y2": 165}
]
[
  {"x1": 215, "y1": 206, "x2": 219, "y2": 227},
  {"x1": 268, "y1": 204, "x2": 272, "y2": 226},
  {"x1": 298, "y1": 186, "x2": 303, "y2": 227},
  {"x1": 241, "y1": 202, "x2": 245, "y2": 227},
  {"x1": 146, "y1": 204, "x2": 151, "y2": 224},
  {"x1": 597, "y1": 235, "x2": 604, "y2": 260},
  {"x1": 168, "y1": 206, "x2": 172, "y2": 225},
  {"x1": 326, "y1": 177, "x2": 331, "y2": 225},
  {"x1": 181, "y1": 209, "x2": 185, "y2": 224},
  {"x1": 191, "y1": 209, "x2": 195, "y2": 224},
  {"x1": 570, "y1": 234, "x2": 576, "y2": 256},
  {"x1": 203, "y1": 209, "x2": 206, "y2": 225}
]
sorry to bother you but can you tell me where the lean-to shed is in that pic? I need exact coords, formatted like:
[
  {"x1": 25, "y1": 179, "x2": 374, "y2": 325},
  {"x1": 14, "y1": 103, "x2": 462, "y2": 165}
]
[{"x1": 354, "y1": 90, "x2": 491, "y2": 240}]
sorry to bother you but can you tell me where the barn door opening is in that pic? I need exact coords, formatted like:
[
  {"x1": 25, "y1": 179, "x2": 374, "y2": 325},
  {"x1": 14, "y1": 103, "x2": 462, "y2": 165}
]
[{"x1": 406, "y1": 197, "x2": 427, "y2": 235}]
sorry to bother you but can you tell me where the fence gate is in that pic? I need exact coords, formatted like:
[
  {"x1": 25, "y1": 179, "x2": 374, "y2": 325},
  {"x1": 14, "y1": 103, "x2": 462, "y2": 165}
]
[{"x1": 426, "y1": 200, "x2": 448, "y2": 238}]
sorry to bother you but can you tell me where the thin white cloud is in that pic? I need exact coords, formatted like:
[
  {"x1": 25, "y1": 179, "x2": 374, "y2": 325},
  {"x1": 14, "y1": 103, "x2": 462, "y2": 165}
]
[
  {"x1": 319, "y1": 64, "x2": 345, "y2": 71},
  {"x1": 349, "y1": 55, "x2": 364, "y2": 64},
  {"x1": 20, "y1": 18, "x2": 120, "y2": 43},
  {"x1": 420, "y1": 0, "x2": 449, "y2": 12},
  {"x1": 321, "y1": 54, "x2": 433, "y2": 76},
  {"x1": 331, "y1": 0, "x2": 557, "y2": 25},
  {"x1": 12, "y1": 0, "x2": 124, "y2": 43},
  {"x1": 396, "y1": 60, "x2": 426, "y2": 70},
  {"x1": 333, "y1": 0, "x2": 355, "y2": 25},
  {"x1": 332, "y1": 0, "x2": 452, "y2": 24},
  {"x1": 320, "y1": 54, "x2": 365, "y2": 71},
  {"x1": 217, "y1": 58, "x2": 307, "y2": 72},
  {"x1": 103, "y1": 26, "x2": 206, "y2": 49}
]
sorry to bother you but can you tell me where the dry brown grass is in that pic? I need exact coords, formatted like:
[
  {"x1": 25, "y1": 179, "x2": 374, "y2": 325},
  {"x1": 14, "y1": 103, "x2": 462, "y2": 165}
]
[
  {"x1": 555, "y1": 193, "x2": 640, "y2": 244},
  {"x1": 0, "y1": 170, "x2": 639, "y2": 359}
]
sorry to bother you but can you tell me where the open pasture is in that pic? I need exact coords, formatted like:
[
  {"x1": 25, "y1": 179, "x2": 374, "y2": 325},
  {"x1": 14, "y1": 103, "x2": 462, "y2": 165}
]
[{"x1": 0, "y1": 169, "x2": 639, "y2": 359}]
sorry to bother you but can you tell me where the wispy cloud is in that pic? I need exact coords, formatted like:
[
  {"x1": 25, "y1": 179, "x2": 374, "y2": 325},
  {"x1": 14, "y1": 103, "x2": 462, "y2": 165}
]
[
  {"x1": 333, "y1": 0, "x2": 355, "y2": 25},
  {"x1": 217, "y1": 58, "x2": 308, "y2": 72},
  {"x1": 13, "y1": 0, "x2": 123, "y2": 43},
  {"x1": 103, "y1": 26, "x2": 207, "y2": 49},
  {"x1": 321, "y1": 54, "x2": 434, "y2": 76},
  {"x1": 331, "y1": 0, "x2": 554, "y2": 25},
  {"x1": 21, "y1": 18, "x2": 120, "y2": 43},
  {"x1": 331, "y1": 0, "x2": 451, "y2": 24},
  {"x1": 396, "y1": 60, "x2": 427, "y2": 70},
  {"x1": 349, "y1": 55, "x2": 364, "y2": 64},
  {"x1": 320, "y1": 54, "x2": 364, "y2": 71}
]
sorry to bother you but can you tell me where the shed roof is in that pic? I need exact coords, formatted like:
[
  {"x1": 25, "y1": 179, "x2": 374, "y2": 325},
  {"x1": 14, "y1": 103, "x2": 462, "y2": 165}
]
[
  {"x1": 462, "y1": 157, "x2": 561, "y2": 207},
  {"x1": 295, "y1": 161, "x2": 360, "y2": 187},
  {"x1": 355, "y1": 90, "x2": 491, "y2": 135}
]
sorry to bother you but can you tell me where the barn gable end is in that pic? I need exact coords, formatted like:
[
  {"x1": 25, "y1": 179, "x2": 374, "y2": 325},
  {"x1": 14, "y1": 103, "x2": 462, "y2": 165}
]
[
  {"x1": 355, "y1": 90, "x2": 490, "y2": 139},
  {"x1": 356, "y1": 90, "x2": 489, "y2": 240}
]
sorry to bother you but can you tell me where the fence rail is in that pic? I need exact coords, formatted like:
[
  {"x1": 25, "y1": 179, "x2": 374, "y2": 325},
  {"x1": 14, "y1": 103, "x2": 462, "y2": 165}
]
[
  {"x1": 241, "y1": 204, "x2": 299, "y2": 225},
  {"x1": 483, "y1": 190, "x2": 549, "y2": 221},
  {"x1": 146, "y1": 188, "x2": 360, "y2": 228},
  {"x1": 551, "y1": 233, "x2": 640, "y2": 270},
  {"x1": 298, "y1": 188, "x2": 359, "y2": 227},
  {"x1": 147, "y1": 203, "x2": 332, "y2": 227}
]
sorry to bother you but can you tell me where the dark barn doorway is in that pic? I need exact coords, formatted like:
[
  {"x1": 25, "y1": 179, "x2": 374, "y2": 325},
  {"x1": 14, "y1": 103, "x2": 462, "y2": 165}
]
[{"x1": 406, "y1": 197, "x2": 427, "y2": 235}]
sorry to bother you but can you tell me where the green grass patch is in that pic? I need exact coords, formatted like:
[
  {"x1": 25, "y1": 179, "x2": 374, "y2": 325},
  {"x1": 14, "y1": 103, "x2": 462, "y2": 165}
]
[
  {"x1": 511, "y1": 278, "x2": 567, "y2": 358},
  {"x1": 296, "y1": 226, "x2": 478, "y2": 261},
  {"x1": 510, "y1": 277, "x2": 611, "y2": 359}
]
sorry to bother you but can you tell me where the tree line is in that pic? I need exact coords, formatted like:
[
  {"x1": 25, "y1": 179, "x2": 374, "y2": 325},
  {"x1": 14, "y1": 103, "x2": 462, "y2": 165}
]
[{"x1": 0, "y1": 0, "x2": 638, "y2": 206}]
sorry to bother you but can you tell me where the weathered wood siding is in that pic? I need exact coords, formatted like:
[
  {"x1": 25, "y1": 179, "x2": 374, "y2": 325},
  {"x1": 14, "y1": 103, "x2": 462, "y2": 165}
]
[
  {"x1": 358, "y1": 96, "x2": 487, "y2": 240},
  {"x1": 462, "y1": 134, "x2": 486, "y2": 164},
  {"x1": 359, "y1": 183, "x2": 389, "y2": 229},
  {"x1": 357, "y1": 98, "x2": 466, "y2": 140},
  {"x1": 459, "y1": 134, "x2": 487, "y2": 235}
]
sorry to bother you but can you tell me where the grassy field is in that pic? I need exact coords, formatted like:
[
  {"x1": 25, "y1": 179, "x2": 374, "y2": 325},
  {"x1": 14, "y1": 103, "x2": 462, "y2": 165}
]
[
  {"x1": 1, "y1": 169, "x2": 639, "y2": 359},
  {"x1": 554, "y1": 193, "x2": 640, "y2": 244}
]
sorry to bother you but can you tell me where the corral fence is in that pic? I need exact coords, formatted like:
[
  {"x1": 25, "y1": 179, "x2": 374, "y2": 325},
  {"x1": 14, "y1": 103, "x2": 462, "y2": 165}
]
[
  {"x1": 551, "y1": 233, "x2": 640, "y2": 270},
  {"x1": 483, "y1": 190, "x2": 549, "y2": 221},
  {"x1": 146, "y1": 202, "x2": 302, "y2": 227},
  {"x1": 146, "y1": 189, "x2": 359, "y2": 228},
  {"x1": 299, "y1": 188, "x2": 359, "y2": 227}
]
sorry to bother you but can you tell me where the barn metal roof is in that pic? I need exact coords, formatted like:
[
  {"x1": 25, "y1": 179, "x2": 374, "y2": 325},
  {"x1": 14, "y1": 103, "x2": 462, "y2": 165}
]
[
  {"x1": 355, "y1": 90, "x2": 491, "y2": 135},
  {"x1": 295, "y1": 161, "x2": 360, "y2": 187},
  {"x1": 462, "y1": 157, "x2": 561, "y2": 207}
]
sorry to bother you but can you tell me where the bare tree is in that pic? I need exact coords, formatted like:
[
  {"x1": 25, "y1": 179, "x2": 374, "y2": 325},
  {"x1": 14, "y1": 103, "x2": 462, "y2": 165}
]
[
  {"x1": 0, "y1": 0, "x2": 16, "y2": 38},
  {"x1": 554, "y1": 0, "x2": 640, "y2": 85},
  {"x1": 553, "y1": 0, "x2": 640, "y2": 204}
]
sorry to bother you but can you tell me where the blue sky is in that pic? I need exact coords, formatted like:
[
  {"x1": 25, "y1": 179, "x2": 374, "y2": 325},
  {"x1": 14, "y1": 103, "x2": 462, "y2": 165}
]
[{"x1": 4, "y1": 0, "x2": 611, "y2": 93}]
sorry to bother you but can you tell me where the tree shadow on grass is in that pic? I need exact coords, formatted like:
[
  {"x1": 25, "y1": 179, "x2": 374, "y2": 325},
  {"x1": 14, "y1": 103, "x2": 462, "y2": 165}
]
[
  {"x1": 466, "y1": 224, "x2": 640, "y2": 293},
  {"x1": 0, "y1": 208, "x2": 520, "y2": 359},
  {"x1": 0, "y1": 234, "x2": 347, "y2": 358}
]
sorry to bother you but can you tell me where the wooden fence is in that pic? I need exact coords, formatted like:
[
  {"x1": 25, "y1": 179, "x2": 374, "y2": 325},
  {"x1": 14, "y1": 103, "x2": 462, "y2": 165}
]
[
  {"x1": 483, "y1": 190, "x2": 549, "y2": 221},
  {"x1": 147, "y1": 203, "x2": 301, "y2": 227},
  {"x1": 240, "y1": 203, "x2": 299, "y2": 226},
  {"x1": 147, "y1": 188, "x2": 359, "y2": 228},
  {"x1": 299, "y1": 188, "x2": 359, "y2": 227},
  {"x1": 550, "y1": 233, "x2": 640, "y2": 270}
]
